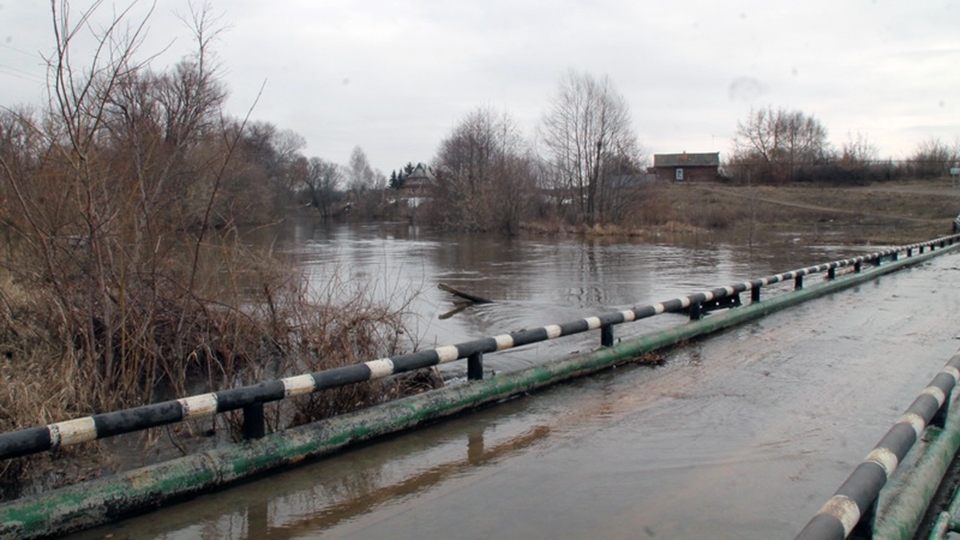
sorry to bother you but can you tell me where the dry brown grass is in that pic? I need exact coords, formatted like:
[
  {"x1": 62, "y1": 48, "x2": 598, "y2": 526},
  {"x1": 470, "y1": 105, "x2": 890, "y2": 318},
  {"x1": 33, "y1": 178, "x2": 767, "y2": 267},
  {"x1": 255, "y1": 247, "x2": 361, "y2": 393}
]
[
  {"x1": 0, "y1": 243, "x2": 432, "y2": 501},
  {"x1": 522, "y1": 218, "x2": 708, "y2": 238},
  {"x1": 522, "y1": 178, "x2": 958, "y2": 246},
  {"x1": 0, "y1": 2, "x2": 442, "y2": 502}
]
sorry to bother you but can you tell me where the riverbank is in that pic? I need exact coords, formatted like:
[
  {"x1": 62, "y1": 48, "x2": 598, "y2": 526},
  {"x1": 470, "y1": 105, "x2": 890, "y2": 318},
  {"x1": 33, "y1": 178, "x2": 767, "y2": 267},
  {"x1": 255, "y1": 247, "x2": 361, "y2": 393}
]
[
  {"x1": 523, "y1": 178, "x2": 960, "y2": 245},
  {"x1": 653, "y1": 178, "x2": 960, "y2": 244}
]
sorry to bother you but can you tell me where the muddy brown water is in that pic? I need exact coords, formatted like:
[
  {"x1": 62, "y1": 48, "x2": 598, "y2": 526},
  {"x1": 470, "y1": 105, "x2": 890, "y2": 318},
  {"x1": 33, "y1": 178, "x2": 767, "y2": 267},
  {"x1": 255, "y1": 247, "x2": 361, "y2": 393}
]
[{"x1": 68, "y1": 221, "x2": 960, "y2": 539}]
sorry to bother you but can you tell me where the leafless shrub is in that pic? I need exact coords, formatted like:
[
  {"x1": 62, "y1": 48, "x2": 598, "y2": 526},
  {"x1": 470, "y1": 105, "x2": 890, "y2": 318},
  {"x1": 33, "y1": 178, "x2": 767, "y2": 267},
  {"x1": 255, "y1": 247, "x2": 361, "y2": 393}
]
[
  {"x1": 729, "y1": 106, "x2": 831, "y2": 184},
  {"x1": 0, "y1": 1, "x2": 430, "y2": 498},
  {"x1": 539, "y1": 71, "x2": 646, "y2": 225},
  {"x1": 430, "y1": 106, "x2": 536, "y2": 235}
]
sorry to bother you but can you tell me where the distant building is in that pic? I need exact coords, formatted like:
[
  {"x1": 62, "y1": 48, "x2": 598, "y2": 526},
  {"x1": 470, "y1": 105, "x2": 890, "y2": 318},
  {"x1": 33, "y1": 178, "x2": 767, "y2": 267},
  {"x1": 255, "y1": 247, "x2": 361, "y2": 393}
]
[
  {"x1": 398, "y1": 163, "x2": 433, "y2": 207},
  {"x1": 401, "y1": 163, "x2": 432, "y2": 191},
  {"x1": 652, "y1": 152, "x2": 721, "y2": 182}
]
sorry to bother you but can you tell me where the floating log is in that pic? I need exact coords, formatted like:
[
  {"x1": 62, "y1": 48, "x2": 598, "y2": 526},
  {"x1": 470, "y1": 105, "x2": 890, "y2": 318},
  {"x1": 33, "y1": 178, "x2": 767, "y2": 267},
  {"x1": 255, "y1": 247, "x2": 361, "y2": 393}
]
[{"x1": 438, "y1": 283, "x2": 493, "y2": 305}]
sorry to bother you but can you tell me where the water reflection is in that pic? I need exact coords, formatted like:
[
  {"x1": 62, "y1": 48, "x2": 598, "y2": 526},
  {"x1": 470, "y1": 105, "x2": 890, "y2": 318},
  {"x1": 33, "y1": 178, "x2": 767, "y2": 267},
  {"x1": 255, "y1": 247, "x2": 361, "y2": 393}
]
[
  {"x1": 76, "y1": 413, "x2": 554, "y2": 539},
  {"x1": 268, "y1": 426, "x2": 551, "y2": 538}
]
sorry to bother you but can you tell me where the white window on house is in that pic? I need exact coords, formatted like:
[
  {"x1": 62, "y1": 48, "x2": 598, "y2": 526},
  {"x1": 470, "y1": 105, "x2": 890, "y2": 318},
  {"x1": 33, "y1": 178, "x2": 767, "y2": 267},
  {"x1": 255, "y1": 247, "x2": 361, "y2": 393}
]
[{"x1": 675, "y1": 168, "x2": 684, "y2": 181}]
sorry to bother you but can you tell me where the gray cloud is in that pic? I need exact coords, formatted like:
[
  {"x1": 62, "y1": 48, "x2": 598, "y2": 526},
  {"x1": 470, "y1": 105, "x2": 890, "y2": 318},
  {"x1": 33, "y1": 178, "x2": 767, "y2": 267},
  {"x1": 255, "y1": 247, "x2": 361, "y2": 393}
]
[{"x1": 2, "y1": 0, "x2": 958, "y2": 170}]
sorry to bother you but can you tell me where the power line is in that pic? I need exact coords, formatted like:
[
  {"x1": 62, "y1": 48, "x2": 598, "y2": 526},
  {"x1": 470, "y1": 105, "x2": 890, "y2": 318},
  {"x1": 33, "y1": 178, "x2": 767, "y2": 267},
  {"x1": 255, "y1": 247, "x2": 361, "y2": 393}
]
[
  {"x1": 0, "y1": 42, "x2": 43, "y2": 61},
  {"x1": 0, "y1": 66, "x2": 45, "y2": 85},
  {"x1": 0, "y1": 63, "x2": 45, "y2": 84},
  {"x1": 0, "y1": 41, "x2": 46, "y2": 86}
]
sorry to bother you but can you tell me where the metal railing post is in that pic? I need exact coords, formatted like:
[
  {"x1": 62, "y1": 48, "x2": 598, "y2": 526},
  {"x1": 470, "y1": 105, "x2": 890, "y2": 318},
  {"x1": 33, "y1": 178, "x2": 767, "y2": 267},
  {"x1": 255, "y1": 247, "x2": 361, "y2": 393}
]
[
  {"x1": 851, "y1": 500, "x2": 878, "y2": 539},
  {"x1": 468, "y1": 352, "x2": 484, "y2": 380},
  {"x1": 794, "y1": 275, "x2": 804, "y2": 289},
  {"x1": 930, "y1": 391, "x2": 951, "y2": 429},
  {"x1": 601, "y1": 324, "x2": 614, "y2": 347},
  {"x1": 243, "y1": 402, "x2": 265, "y2": 440}
]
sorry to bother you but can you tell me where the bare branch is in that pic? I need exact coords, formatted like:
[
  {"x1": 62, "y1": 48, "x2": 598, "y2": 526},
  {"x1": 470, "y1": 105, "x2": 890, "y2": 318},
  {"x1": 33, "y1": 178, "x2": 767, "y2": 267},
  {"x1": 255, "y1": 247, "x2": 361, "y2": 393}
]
[{"x1": 539, "y1": 70, "x2": 642, "y2": 224}]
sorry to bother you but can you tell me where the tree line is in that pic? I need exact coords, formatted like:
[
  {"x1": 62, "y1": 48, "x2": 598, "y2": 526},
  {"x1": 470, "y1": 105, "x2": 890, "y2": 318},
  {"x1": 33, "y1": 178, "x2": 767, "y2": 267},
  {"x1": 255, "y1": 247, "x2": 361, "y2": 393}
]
[
  {"x1": 728, "y1": 106, "x2": 960, "y2": 184},
  {"x1": 229, "y1": 70, "x2": 652, "y2": 235},
  {"x1": 7, "y1": 10, "x2": 955, "y2": 240},
  {"x1": 295, "y1": 87, "x2": 960, "y2": 236},
  {"x1": 402, "y1": 71, "x2": 651, "y2": 234}
]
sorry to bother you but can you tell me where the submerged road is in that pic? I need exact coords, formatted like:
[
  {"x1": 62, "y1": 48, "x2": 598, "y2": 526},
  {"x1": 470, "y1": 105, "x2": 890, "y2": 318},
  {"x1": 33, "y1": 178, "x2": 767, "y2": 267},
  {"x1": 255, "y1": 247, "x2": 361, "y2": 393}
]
[{"x1": 72, "y1": 252, "x2": 960, "y2": 539}]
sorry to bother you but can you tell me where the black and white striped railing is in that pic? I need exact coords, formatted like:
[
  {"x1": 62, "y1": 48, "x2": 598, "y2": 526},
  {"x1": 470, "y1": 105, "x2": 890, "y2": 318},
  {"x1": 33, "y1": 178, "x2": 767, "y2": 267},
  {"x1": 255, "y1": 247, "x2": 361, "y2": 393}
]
[
  {"x1": 0, "y1": 234, "x2": 958, "y2": 462},
  {"x1": 795, "y1": 351, "x2": 960, "y2": 540}
]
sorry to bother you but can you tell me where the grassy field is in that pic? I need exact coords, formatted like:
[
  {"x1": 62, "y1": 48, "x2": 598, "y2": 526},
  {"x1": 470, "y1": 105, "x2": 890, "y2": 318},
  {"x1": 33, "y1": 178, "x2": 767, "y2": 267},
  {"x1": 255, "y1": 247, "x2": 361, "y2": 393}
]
[{"x1": 651, "y1": 178, "x2": 960, "y2": 245}]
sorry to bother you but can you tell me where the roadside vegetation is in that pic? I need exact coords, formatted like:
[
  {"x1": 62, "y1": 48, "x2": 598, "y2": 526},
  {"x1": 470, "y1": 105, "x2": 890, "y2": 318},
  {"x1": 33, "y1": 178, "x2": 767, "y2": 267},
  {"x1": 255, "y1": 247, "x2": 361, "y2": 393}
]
[{"x1": 0, "y1": 2, "x2": 426, "y2": 500}]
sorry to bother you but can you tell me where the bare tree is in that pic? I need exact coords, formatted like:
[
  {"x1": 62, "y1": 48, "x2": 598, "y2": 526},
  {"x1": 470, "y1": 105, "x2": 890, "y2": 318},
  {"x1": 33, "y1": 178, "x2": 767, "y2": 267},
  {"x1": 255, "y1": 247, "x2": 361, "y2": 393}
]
[
  {"x1": 731, "y1": 106, "x2": 830, "y2": 183},
  {"x1": 343, "y1": 146, "x2": 392, "y2": 218},
  {"x1": 347, "y1": 146, "x2": 376, "y2": 194},
  {"x1": 495, "y1": 149, "x2": 539, "y2": 234},
  {"x1": 840, "y1": 131, "x2": 878, "y2": 167},
  {"x1": 237, "y1": 122, "x2": 306, "y2": 205},
  {"x1": 431, "y1": 105, "x2": 534, "y2": 234},
  {"x1": 273, "y1": 129, "x2": 308, "y2": 186},
  {"x1": 539, "y1": 70, "x2": 643, "y2": 225},
  {"x1": 910, "y1": 138, "x2": 957, "y2": 178},
  {"x1": 0, "y1": 0, "x2": 242, "y2": 410},
  {"x1": 0, "y1": 4, "x2": 422, "y2": 489},
  {"x1": 304, "y1": 157, "x2": 344, "y2": 219}
]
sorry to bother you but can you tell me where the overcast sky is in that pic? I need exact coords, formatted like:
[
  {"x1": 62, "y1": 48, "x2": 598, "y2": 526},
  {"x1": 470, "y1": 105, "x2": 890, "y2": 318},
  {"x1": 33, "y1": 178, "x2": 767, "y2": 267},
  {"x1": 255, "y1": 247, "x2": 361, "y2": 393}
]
[{"x1": 2, "y1": 1, "x2": 959, "y2": 173}]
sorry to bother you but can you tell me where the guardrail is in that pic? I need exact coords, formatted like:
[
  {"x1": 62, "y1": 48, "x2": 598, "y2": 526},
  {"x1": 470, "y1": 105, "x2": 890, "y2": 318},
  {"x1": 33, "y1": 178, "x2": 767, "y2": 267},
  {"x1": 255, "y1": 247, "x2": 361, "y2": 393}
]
[
  {"x1": 1, "y1": 234, "x2": 959, "y2": 463},
  {"x1": 796, "y1": 350, "x2": 960, "y2": 540}
]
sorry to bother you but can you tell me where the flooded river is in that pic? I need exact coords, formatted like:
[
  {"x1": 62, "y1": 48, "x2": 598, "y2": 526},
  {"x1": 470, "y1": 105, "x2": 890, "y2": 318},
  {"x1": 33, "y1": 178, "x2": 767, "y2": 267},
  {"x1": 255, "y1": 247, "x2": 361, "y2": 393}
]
[
  {"x1": 70, "y1": 221, "x2": 960, "y2": 539},
  {"x1": 270, "y1": 221, "x2": 872, "y2": 376}
]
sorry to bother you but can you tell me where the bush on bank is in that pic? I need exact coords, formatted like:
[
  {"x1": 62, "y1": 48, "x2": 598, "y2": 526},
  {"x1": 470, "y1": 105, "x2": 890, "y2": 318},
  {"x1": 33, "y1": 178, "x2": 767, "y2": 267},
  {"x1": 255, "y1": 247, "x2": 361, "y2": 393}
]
[{"x1": 0, "y1": 3, "x2": 428, "y2": 501}]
